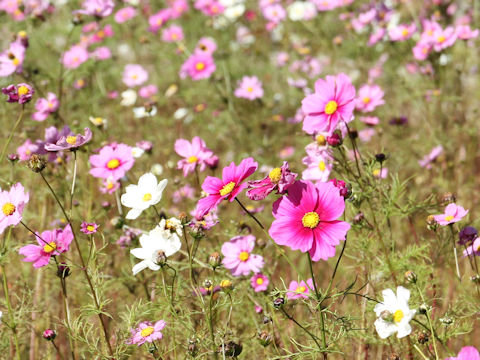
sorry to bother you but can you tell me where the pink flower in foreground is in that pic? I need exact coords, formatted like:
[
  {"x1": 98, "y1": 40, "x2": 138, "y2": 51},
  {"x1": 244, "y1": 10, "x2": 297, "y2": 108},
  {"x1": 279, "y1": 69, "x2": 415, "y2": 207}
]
[
  {"x1": 287, "y1": 279, "x2": 314, "y2": 300},
  {"x1": 221, "y1": 235, "x2": 264, "y2": 276},
  {"x1": 162, "y1": 24, "x2": 184, "y2": 42},
  {"x1": 195, "y1": 37, "x2": 217, "y2": 55},
  {"x1": 19, "y1": 225, "x2": 73, "y2": 268},
  {"x1": 250, "y1": 273, "x2": 269, "y2": 292},
  {"x1": 127, "y1": 320, "x2": 166, "y2": 346},
  {"x1": 180, "y1": 53, "x2": 216, "y2": 81},
  {"x1": 433, "y1": 203, "x2": 468, "y2": 226},
  {"x1": 89, "y1": 143, "x2": 135, "y2": 181},
  {"x1": 269, "y1": 180, "x2": 350, "y2": 261},
  {"x1": 247, "y1": 161, "x2": 297, "y2": 201},
  {"x1": 62, "y1": 45, "x2": 89, "y2": 69},
  {"x1": 197, "y1": 157, "x2": 258, "y2": 217},
  {"x1": 302, "y1": 73, "x2": 356, "y2": 135},
  {"x1": 0, "y1": 183, "x2": 29, "y2": 235},
  {"x1": 234, "y1": 76, "x2": 264, "y2": 100},
  {"x1": 80, "y1": 221, "x2": 98, "y2": 234},
  {"x1": 122, "y1": 64, "x2": 148, "y2": 87},
  {"x1": 355, "y1": 84, "x2": 385, "y2": 113},
  {"x1": 175, "y1": 136, "x2": 216, "y2": 177},
  {"x1": 446, "y1": 346, "x2": 480, "y2": 360},
  {"x1": 32, "y1": 92, "x2": 59, "y2": 122}
]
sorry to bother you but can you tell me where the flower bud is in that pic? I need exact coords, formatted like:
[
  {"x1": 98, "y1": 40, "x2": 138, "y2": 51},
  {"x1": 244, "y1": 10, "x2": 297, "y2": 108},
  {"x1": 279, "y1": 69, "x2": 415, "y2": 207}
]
[
  {"x1": 375, "y1": 153, "x2": 386, "y2": 163},
  {"x1": 153, "y1": 250, "x2": 167, "y2": 266},
  {"x1": 178, "y1": 212, "x2": 188, "y2": 224},
  {"x1": 220, "y1": 279, "x2": 233, "y2": 293},
  {"x1": 219, "y1": 341, "x2": 242, "y2": 357},
  {"x1": 380, "y1": 310, "x2": 394, "y2": 322},
  {"x1": 101, "y1": 201, "x2": 111, "y2": 209},
  {"x1": 404, "y1": 270, "x2": 417, "y2": 284},
  {"x1": 417, "y1": 331, "x2": 429, "y2": 344},
  {"x1": 7, "y1": 153, "x2": 18, "y2": 163},
  {"x1": 326, "y1": 131, "x2": 342, "y2": 147},
  {"x1": 470, "y1": 274, "x2": 480, "y2": 283},
  {"x1": 418, "y1": 304, "x2": 428, "y2": 315},
  {"x1": 426, "y1": 215, "x2": 438, "y2": 231},
  {"x1": 256, "y1": 237, "x2": 267, "y2": 249},
  {"x1": 208, "y1": 252, "x2": 222, "y2": 268},
  {"x1": 257, "y1": 330, "x2": 273, "y2": 347},
  {"x1": 273, "y1": 297, "x2": 284, "y2": 308},
  {"x1": 42, "y1": 329, "x2": 56, "y2": 341},
  {"x1": 353, "y1": 212, "x2": 364, "y2": 225},
  {"x1": 439, "y1": 315, "x2": 453, "y2": 325},
  {"x1": 57, "y1": 262, "x2": 71, "y2": 278},
  {"x1": 27, "y1": 154, "x2": 46, "y2": 173},
  {"x1": 188, "y1": 338, "x2": 198, "y2": 356}
]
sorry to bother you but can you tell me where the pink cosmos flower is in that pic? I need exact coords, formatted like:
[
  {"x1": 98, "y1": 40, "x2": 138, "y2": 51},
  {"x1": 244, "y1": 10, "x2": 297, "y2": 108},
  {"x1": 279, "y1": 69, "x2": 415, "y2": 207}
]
[
  {"x1": 302, "y1": 73, "x2": 356, "y2": 135},
  {"x1": 18, "y1": 225, "x2": 73, "y2": 268},
  {"x1": 17, "y1": 139, "x2": 41, "y2": 161},
  {"x1": 302, "y1": 144, "x2": 333, "y2": 183},
  {"x1": 148, "y1": 9, "x2": 172, "y2": 33},
  {"x1": 359, "y1": 116, "x2": 379, "y2": 126},
  {"x1": 174, "y1": 136, "x2": 216, "y2": 177},
  {"x1": 162, "y1": 24, "x2": 184, "y2": 42},
  {"x1": 247, "y1": 161, "x2": 297, "y2": 201},
  {"x1": 456, "y1": 25, "x2": 479, "y2": 40},
  {"x1": 138, "y1": 84, "x2": 158, "y2": 99},
  {"x1": 0, "y1": 183, "x2": 29, "y2": 235},
  {"x1": 197, "y1": 157, "x2": 258, "y2": 217},
  {"x1": 127, "y1": 320, "x2": 166, "y2": 346},
  {"x1": 287, "y1": 279, "x2": 314, "y2": 300},
  {"x1": 413, "y1": 40, "x2": 432, "y2": 61},
  {"x1": 172, "y1": 184, "x2": 195, "y2": 203},
  {"x1": 221, "y1": 235, "x2": 264, "y2": 276},
  {"x1": 195, "y1": 37, "x2": 217, "y2": 55},
  {"x1": 368, "y1": 28, "x2": 386, "y2": 46},
  {"x1": 388, "y1": 23, "x2": 416, "y2": 41},
  {"x1": 45, "y1": 128, "x2": 92, "y2": 151},
  {"x1": 372, "y1": 167, "x2": 388, "y2": 179},
  {"x1": 80, "y1": 221, "x2": 98, "y2": 234},
  {"x1": 122, "y1": 64, "x2": 148, "y2": 87},
  {"x1": 91, "y1": 46, "x2": 111, "y2": 61},
  {"x1": 419, "y1": 145, "x2": 443, "y2": 169},
  {"x1": 180, "y1": 53, "x2": 216, "y2": 81},
  {"x1": 433, "y1": 203, "x2": 468, "y2": 226},
  {"x1": 446, "y1": 346, "x2": 480, "y2": 360},
  {"x1": 75, "y1": 0, "x2": 114, "y2": 17},
  {"x1": 432, "y1": 26, "x2": 457, "y2": 52},
  {"x1": 2, "y1": 83, "x2": 34, "y2": 104},
  {"x1": 89, "y1": 143, "x2": 135, "y2": 181},
  {"x1": 250, "y1": 273, "x2": 269, "y2": 292},
  {"x1": 100, "y1": 177, "x2": 121, "y2": 194},
  {"x1": 0, "y1": 41, "x2": 25, "y2": 77},
  {"x1": 32, "y1": 92, "x2": 59, "y2": 121},
  {"x1": 463, "y1": 238, "x2": 480, "y2": 258},
  {"x1": 355, "y1": 84, "x2": 385, "y2": 113},
  {"x1": 234, "y1": 76, "x2": 264, "y2": 100},
  {"x1": 269, "y1": 180, "x2": 350, "y2": 261},
  {"x1": 62, "y1": 45, "x2": 89, "y2": 69},
  {"x1": 114, "y1": 6, "x2": 137, "y2": 23},
  {"x1": 262, "y1": 4, "x2": 286, "y2": 23}
]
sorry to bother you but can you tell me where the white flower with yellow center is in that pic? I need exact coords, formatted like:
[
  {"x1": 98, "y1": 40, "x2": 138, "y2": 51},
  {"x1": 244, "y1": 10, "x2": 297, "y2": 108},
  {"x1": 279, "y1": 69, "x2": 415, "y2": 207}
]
[
  {"x1": 374, "y1": 286, "x2": 416, "y2": 339},
  {"x1": 121, "y1": 173, "x2": 168, "y2": 220},
  {"x1": 130, "y1": 226, "x2": 181, "y2": 275},
  {"x1": 159, "y1": 217, "x2": 183, "y2": 237}
]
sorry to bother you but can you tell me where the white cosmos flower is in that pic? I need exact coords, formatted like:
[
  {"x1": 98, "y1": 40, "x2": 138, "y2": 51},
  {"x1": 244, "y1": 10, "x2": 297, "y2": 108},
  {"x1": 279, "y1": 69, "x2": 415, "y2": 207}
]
[
  {"x1": 374, "y1": 286, "x2": 416, "y2": 339},
  {"x1": 121, "y1": 89, "x2": 137, "y2": 106},
  {"x1": 159, "y1": 217, "x2": 183, "y2": 237},
  {"x1": 130, "y1": 226, "x2": 181, "y2": 275},
  {"x1": 121, "y1": 173, "x2": 168, "y2": 220},
  {"x1": 131, "y1": 147, "x2": 145, "y2": 158},
  {"x1": 287, "y1": 1, "x2": 316, "y2": 21}
]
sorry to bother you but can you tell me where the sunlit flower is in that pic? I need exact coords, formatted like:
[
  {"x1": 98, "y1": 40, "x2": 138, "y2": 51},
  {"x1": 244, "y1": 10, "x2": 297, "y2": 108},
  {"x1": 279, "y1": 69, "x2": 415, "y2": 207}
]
[
  {"x1": 287, "y1": 279, "x2": 314, "y2": 300},
  {"x1": 250, "y1": 273, "x2": 269, "y2": 292},
  {"x1": 221, "y1": 235, "x2": 264, "y2": 276},
  {"x1": 89, "y1": 143, "x2": 135, "y2": 181},
  {"x1": 127, "y1": 320, "x2": 166, "y2": 346},
  {"x1": 433, "y1": 203, "x2": 468, "y2": 226},
  {"x1": 0, "y1": 183, "x2": 29, "y2": 235}
]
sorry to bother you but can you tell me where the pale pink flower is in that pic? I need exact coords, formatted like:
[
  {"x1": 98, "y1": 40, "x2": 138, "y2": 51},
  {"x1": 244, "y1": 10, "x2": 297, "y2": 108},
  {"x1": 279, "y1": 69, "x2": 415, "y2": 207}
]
[
  {"x1": 287, "y1": 279, "x2": 314, "y2": 300},
  {"x1": 0, "y1": 183, "x2": 29, "y2": 235},
  {"x1": 114, "y1": 6, "x2": 137, "y2": 23},
  {"x1": 221, "y1": 235, "x2": 264, "y2": 277},
  {"x1": 62, "y1": 45, "x2": 89, "y2": 69},
  {"x1": 433, "y1": 203, "x2": 468, "y2": 226},
  {"x1": 122, "y1": 64, "x2": 148, "y2": 87},
  {"x1": 127, "y1": 320, "x2": 166, "y2": 346},
  {"x1": 250, "y1": 273, "x2": 269, "y2": 292},
  {"x1": 0, "y1": 42, "x2": 25, "y2": 76},
  {"x1": 234, "y1": 76, "x2": 264, "y2": 100},
  {"x1": 356, "y1": 84, "x2": 385, "y2": 113},
  {"x1": 162, "y1": 24, "x2": 184, "y2": 42},
  {"x1": 174, "y1": 136, "x2": 216, "y2": 177},
  {"x1": 388, "y1": 23, "x2": 416, "y2": 41},
  {"x1": 89, "y1": 143, "x2": 135, "y2": 181},
  {"x1": 32, "y1": 92, "x2": 59, "y2": 122}
]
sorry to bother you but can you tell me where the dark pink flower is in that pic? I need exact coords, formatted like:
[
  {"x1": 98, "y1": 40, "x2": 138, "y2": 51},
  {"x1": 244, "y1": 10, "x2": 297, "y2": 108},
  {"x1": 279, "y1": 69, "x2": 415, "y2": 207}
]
[
  {"x1": 247, "y1": 161, "x2": 297, "y2": 201},
  {"x1": 80, "y1": 222, "x2": 98, "y2": 234},
  {"x1": 2, "y1": 83, "x2": 34, "y2": 104}
]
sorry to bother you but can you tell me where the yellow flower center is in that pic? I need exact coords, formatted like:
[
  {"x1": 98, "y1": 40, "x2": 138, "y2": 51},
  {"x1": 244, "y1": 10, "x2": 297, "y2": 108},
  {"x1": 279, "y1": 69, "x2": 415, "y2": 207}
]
[
  {"x1": 143, "y1": 193, "x2": 152, "y2": 201},
  {"x1": 402, "y1": 28, "x2": 409, "y2": 37},
  {"x1": 86, "y1": 225, "x2": 95, "y2": 232},
  {"x1": 362, "y1": 97, "x2": 371, "y2": 104},
  {"x1": 318, "y1": 161, "x2": 326, "y2": 171},
  {"x1": 187, "y1": 156, "x2": 198, "y2": 163},
  {"x1": 238, "y1": 251, "x2": 249, "y2": 262},
  {"x1": 92, "y1": 117, "x2": 103, "y2": 125},
  {"x1": 18, "y1": 30, "x2": 27, "y2": 38},
  {"x1": 393, "y1": 309, "x2": 404, "y2": 323},
  {"x1": 296, "y1": 286, "x2": 306, "y2": 293},
  {"x1": 324, "y1": 100, "x2": 338, "y2": 115},
  {"x1": 17, "y1": 85, "x2": 29, "y2": 96},
  {"x1": 444, "y1": 215, "x2": 454, "y2": 222},
  {"x1": 219, "y1": 181, "x2": 235, "y2": 196},
  {"x1": 140, "y1": 326, "x2": 154, "y2": 338},
  {"x1": 316, "y1": 134, "x2": 326, "y2": 146},
  {"x1": 268, "y1": 167, "x2": 282, "y2": 183},
  {"x1": 195, "y1": 62, "x2": 205, "y2": 71},
  {"x1": 247, "y1": 86, "x2": 254, "y2": 92},
  {"x1": 43, "y1": 242, "x2": 57, "y2": 253},
  {"x1": 372, "y1": 169, "x2": 381, "y2": 177},
  {"x1": 12, "y1": 57, "x2": 20, "y2": 66},
  {"x1": 302, "y1": 212, "x2": 320, "y2": 229},
  {"x1": 107, "y1": 158, "x2": 120, "y2": 169},
  {"x1": 97, "y1": 30, "x2": 105, "y2": 38},
  {"x1": 437, "y1": 35, "x2": 446, "y2": 43},
  {"x1": 2, "y1": 203, "x2": 15, "y2": 216},
  {"x1": 220, "y1": 279, "x2": 232, "y2": 288},
  {"x1": 256, "y1": 277, "x2": 264, "y2": 285},
  {"x1": 66, "y1": 136, "x2": 77, "y2": 145}
]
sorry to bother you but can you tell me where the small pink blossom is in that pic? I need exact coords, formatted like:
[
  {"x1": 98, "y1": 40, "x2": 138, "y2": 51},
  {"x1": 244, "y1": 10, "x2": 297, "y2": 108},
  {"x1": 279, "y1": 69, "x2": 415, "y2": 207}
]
[
  {"x1": 234, "y1": 76, "x2": 264, "y2": 100},
  {"x1": 174, "y1": 136, "x2": 216, "y2": 177},
  {"x1": 180, "y1": 53, "x2": 216, "y2": 81},
  {"x1": 388, "y1": 23, "x2": 416, "y2": 41},
  {"x1": 114, "y1": 6, "x2": 137, "y2": 23},
  {"x1": 80, "y1": 222, "x2": 98, "y2": 234},
  {"x1": 302, "y1": 144, "x2": 333, "y2": 183},
  {"x1": 122, "y1": 64, "x2": 149, "y2": 87},
  {"x1": 287, "y1": 279, "x2": 314, "y2": 300},
  {"x1": 62, "y1": 45, "x2": 89, "y2": 69},
  {"x1": 250, "y1": 273, "x2": 269, "y2": 292},
  {"x1": 221, "y1": 235, "x2": 264, "y2": 277},
  {"x1": 138, "y1": 84, "x2": 158, "y2": 99},
  {"x1": 89, "y1": 143, "x2": 135, "y2": 181},
  {"x1": 195, "y1": 37, "x2": 217, "y2": 55},
  {"x1": 355, "y1": 84, "x2": 385, "y2": 113},
  {"x1": 75, "y1": 0, "x2": 114, "y2": 17},
  {"x1": 148, "y1": 9, "x2": 172, "y2": 33},
  {"x1": 162, "y1": 24, "x2": 184, "y2": 42},
  {"x1": 419, "y1": 145, "x2": 443, "y2": 169},
  {"x1": 433, "y1": 203, "x2": 468, "y2": 226},
  {"x1": 32, "y1": 92, "x2": 59, "y2": 122},
  {"x1": 127, "y1": 320, "x2": 166, "y2": 346},
  {"x1": 0, "y1": 41, "x2": 25, "y2": 76}
]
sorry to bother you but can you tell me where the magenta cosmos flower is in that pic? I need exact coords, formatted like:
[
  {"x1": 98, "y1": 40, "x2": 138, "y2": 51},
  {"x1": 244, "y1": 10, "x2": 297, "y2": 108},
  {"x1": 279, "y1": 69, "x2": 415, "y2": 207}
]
[
  {"x1": 234, "y1": 76, "x2": 264, "y2": 100},
  {"x1": 247, "y1": 161, "x2": 297, "y2": 201},
  {"x1": 221, "y1": 235, "x2": 264, "y2": 277},
  {"x1": 89, "y1": 143, "x2": 135, "y2": 181},
  {"x1": 0, "y1": 183, "x2": 29, "y2": 235},
  {"x1": 355, "y1": 84, "x2": 385, "y2": 113},
  {"x1": 127, "y1": 320, "x2": 166, "y2": 346},
  {"x1": 45, "y1": 128, "x2": 92, "y2": 151},
  {"x1": 19, "y1": 225, "x2": 73, "y2": 268},
  {"x1": 269, "y1": 180, "x2": 350, "y2": 261},
  {"x1": 446, "y1": 346, "x2": 480, "y2": 360},
  {"x1": 433, "y1": 203, "x2": 468, "y2": 226},
  {"x1": 180, "y1": 53, "x2": 216, "y2": 81},
  {"x1": 174, "y1": 136, "x2": 216, "y2": 177},
  {"x1": 2, "y1": 83, "x2": 34, "y2": 104},
  {"x1": 250, "y1": 273, "x2": 269, "y2": 292},
  {"x1": 301, "y1": 73, "x2": 356, "y2": 135},
  {"x1": 287, "y1": 279, "x2": 314, "y2": 300},
  {"x1": 197, "y1": 157, "x2": 258, "y2": 217},
  {"x1": 162, "y1": 24, "x2": 184, "y2": 42},
  {"x1": 80, "y1": 221, "x2": 98, "y2": 234}
]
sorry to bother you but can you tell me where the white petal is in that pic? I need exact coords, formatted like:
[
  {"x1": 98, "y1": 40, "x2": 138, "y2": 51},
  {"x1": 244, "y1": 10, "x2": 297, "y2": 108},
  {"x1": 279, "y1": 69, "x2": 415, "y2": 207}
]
[
  {"x1": 146, "y1": 261, "x2": 160, "y2": 271},
  {"x1": 138, "y1": 173, "x2": 157, "y2": 189},
  {"x1": 126, "y1": 208, "x2": 143, "y2": 220},
  {"x1": 130, "y1": 248, "x2": 150, "y2": 260},
  {"x1": 132, "y1": 261, "x2": 148, "y2": 275},
  {"x1": 374, "y1": 318, "x2": 397, "y2": 339},
  {"x1": 396, "y1": 322, "x2": 412, "y2": 338}
]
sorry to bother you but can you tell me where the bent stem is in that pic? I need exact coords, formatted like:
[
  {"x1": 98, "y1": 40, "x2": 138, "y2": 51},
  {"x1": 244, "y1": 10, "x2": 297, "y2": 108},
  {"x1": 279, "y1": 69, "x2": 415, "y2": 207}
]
[
  {"x1": 1, "y1": 105, "x2": 25, "y2": 164},
  {"x1": 279, "y1": 307, "x2": 322, "y2": 351},
  {"x1": 39, "y1": 172, "x2": 114, "y2": 358}
]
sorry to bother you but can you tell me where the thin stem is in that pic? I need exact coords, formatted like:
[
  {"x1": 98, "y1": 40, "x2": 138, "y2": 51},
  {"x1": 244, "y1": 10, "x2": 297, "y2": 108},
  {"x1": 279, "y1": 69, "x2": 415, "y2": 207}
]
[
  {"x1": 307, "y1": 253, "x2": 327, "y2": 358},
  {"x1": 39, "y1": 172, "x2": 114, "y2": 357},
  {"x1": 320, "y1": 238, "x2": 347, "y2": 305},
  {"x1": 234, "y1": 198, "x2": 264, "y2": 229},
  {"x1": 449, "y1": 225, "x2": 461, "y2": 280},
  {"x1": 413, "y1": 344, "x2": 430, "y2": 360},
  {"x1": 1, "y1": 105, "x2": 24, "y2": 164},
  {"x1": 2, "y1": 265, "x2": 21, "y2": 360},
  {"x1": 70, "y1": 151, "x2": 77, "y2": 213},
  {"x1": 279, "y1": 307, "x2": 322, "y2": 350},
  {"x1": 415, "y1": 283, "x2": 440, "y2": 360}
]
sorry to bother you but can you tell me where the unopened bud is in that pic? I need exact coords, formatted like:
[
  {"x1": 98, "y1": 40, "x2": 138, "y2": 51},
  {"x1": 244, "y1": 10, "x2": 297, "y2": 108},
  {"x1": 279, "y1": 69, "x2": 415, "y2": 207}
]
[
  {"x1": 353, "y1": 212, "x2": 364, "y2": 225},
  {"x1": 326, "y1": 131, "x2": 342, "y2": 147},
  {"x1": 257, "y1": 330, "x2": 273, "y2": 347},
  {"x1": 188, "y1": 338, "x2": 198, "y2": 356},
  {"x1": 27, "y1": 154, "x2": 46, "y2": 173},
  {"x1": 220, "y1": 279, "x2": 233, "y2": 292},
  {"x1": 256, "y1": 238, "x2": 267, "y2": 249},
  {"x1": 375, "y1": 153, "x2": 386, "y2": 163},
  {"x1": 417, "y1": 331, "x2": 429, "y2": 344},
  {"x1": 273, "y1": 297, "x2": 284, "y2": 308},
  {"x1": 441, "y1": 192, "x2": 456, "y2": 205},
  {"x1": 178, "y1": 212, "x2": 188, "y2": 224},
  {"x1": 208, "y1": 252, "x2": 222, "y2": 268},
  {"x1": 57, "y1": 262, "x2": 71, "y2": 278},
  {"x1": 404, "y1": 270, "x2": 417, "y2": 284},
  {"x1": 42, "y1": 329, "x2": 56, "y2": 341},
  {"x1": 439, "y1": 315, "x2": 453, "y2": 325},
  {"x1": 426, "y1": 215, "x2": 438, "y2": 230},
  {"x1": 7, "y1": 153, "x2": 18, "y2": 162}
]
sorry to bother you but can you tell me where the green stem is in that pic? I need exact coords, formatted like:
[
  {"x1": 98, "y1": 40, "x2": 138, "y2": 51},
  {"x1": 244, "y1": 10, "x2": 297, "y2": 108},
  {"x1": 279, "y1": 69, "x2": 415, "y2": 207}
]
[
  {"x1": 415, "y1": 283, "x2": 439, "y2": 360},
  {"x1": 1, "y1": 106, "x2": 24, "y2": 164},
  {"x1": 2, "y1": 265, "x2": 21, "y2": 360}
]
